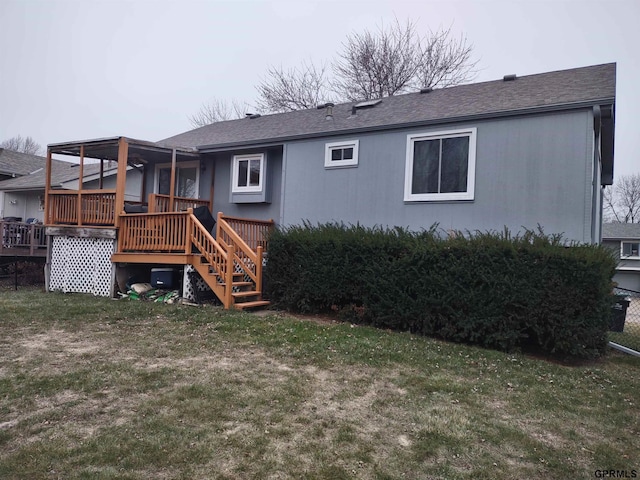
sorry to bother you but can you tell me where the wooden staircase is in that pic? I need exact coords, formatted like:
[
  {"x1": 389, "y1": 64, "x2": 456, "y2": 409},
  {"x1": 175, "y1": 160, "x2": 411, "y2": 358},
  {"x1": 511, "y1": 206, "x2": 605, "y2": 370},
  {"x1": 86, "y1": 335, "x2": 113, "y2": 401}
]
[{"x1": 187, "y1": 212, "x2": 271, "y2": 310}]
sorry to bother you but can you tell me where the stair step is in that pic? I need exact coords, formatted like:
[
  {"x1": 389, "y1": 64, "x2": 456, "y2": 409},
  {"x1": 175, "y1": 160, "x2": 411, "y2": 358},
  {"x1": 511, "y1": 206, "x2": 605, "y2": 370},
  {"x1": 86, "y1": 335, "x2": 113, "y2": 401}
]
[
  {"x1": 218, "y1": 281, "x2": 253, "y2": 288},
  {"x1": 234, "y1": 300, "x2": 270, "y2": 310},
  {"x1": 232, "y1": 290, "x2": 261, "y2": 298}
]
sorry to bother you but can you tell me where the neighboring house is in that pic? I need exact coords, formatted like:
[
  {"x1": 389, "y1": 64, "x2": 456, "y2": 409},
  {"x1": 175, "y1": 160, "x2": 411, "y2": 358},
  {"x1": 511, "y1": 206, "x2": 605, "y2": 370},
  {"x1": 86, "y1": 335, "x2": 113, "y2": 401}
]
[
  {"x1": 43, "y1": 62, "x2": 616, "y2": 306},
  {"x1": 0, "y1": 148, "x2": 51, "y2": 219},
  {"x1": 603, "y1": 223, "x2": 640, "y2": 291}
]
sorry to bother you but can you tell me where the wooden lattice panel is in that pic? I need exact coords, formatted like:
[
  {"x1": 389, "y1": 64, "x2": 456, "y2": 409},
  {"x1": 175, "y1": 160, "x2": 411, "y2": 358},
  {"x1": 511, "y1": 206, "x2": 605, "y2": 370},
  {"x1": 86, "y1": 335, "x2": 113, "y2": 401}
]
[{"x1": 49, "y1": 236, "x2": 115, "y2": 297}]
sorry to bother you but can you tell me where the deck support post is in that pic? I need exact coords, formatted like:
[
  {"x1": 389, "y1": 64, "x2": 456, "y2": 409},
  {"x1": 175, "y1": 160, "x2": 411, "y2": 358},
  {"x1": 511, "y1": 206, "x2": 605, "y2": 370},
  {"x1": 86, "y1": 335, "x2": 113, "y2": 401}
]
[
  {"x1": 44, "y1": 149, "x2": 52, "y2": 225},
  {"x1": 114, "y1": 138, "x2": 129, "y2": 228},
  {"x1": 77, "y1": 145, "x2": 85, "y2": 226},
  {"x1": 225, "y1": 244, "x2": 235, "y2": 309},
  {"x1": 185, "y1": 208, "x2": 193, "y2": 255},
  {"x1": 256, "y1": 246, "x2": 263, "y2": 295},
  {"x1": 169, "y1": 148, "x2": 177, "y2": 211}
]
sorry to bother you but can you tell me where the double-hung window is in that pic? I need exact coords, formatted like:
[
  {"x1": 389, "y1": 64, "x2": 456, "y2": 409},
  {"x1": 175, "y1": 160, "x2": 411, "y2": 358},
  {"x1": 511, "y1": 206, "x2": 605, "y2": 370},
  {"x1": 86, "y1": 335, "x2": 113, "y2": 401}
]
[
  {"x1": 622, "y1": 241, "x2": 640, "y2": 258},
  {"x1": 325, "y1": 140, "x2": 359, "y2": 168},
  {"x1": 404, "y1": 128, "x2": 476, "y2": 201},
  {"x1": 232, "y1": 154, "x2": 265, "y2": 193}
]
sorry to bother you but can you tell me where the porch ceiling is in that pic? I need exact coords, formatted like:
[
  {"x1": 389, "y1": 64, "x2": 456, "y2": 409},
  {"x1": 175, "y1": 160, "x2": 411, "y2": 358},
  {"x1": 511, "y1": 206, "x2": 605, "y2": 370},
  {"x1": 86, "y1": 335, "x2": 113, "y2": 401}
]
[{"x1": 48, "y1": 136, "x2": 199, "y2": 163}]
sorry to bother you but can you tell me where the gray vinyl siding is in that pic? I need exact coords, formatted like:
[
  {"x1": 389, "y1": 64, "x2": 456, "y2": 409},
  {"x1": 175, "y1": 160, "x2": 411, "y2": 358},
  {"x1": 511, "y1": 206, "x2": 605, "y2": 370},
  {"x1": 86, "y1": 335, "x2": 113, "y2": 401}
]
[
  {"x1": 209, "y1": 147, "x2": 282, "y2": 221},
  {"x1": 278, "y1": 110, "x2": 595, "y2": 243}
]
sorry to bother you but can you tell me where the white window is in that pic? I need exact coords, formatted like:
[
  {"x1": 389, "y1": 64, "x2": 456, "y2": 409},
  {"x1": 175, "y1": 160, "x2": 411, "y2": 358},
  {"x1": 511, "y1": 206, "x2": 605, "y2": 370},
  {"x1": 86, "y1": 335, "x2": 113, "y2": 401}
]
[
  {"x1": 232, "y1": 153, "x2": 265, "y2": 193},
  {"x1": 325, "y1": 140, "x2": 359, "y2": 168},
  {"x1": 404, "y1": 128, "x2": 476, "y2": 201},
  {"x1": 155, "y1": 161, "x2": 200, "y2": 198},
  {"x1": 622, "y1": 241, "x2": 640, "y2": 258}
]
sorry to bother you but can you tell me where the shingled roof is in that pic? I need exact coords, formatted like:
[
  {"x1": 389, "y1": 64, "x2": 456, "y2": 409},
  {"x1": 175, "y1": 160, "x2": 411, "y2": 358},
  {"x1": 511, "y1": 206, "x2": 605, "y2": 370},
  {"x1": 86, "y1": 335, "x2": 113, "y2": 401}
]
[
  {"x1": 603, "y1": 223, "x2": 640, "y2": 240},
  {"x1": 0, "y1": 159, "x2": 112, "y2": 192},
  {"x1": 160, "y1": 63, "x2": 616, "y2": 151},
  {"x1": 0, "y1": 149, "x2": 48, "y2": 178}
]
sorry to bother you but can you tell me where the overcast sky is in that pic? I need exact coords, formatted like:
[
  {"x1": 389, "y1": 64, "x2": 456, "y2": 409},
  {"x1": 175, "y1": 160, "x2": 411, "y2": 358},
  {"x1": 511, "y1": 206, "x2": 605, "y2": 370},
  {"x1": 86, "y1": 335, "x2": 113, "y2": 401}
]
[{"x1": 1, "y1": 0, "x2": 638, "y2": 177}]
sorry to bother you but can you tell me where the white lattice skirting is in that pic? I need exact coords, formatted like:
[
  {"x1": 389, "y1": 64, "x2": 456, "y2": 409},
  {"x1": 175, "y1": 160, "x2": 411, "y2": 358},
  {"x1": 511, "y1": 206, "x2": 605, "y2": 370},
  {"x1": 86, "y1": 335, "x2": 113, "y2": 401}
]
[{"x1": 49, "y1": 236, "x2": 115, "y2": 297}]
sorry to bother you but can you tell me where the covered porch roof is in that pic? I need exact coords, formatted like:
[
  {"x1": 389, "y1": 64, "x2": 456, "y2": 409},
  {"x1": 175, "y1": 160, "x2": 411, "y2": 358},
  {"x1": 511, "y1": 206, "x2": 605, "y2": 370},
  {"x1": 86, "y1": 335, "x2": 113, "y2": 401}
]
[
  {"x1": 44, "y1": 136, "x2": 202, "y2": 228},
  {"x1": 48, "y1": 136, "x2": 199, "y2": 163}
]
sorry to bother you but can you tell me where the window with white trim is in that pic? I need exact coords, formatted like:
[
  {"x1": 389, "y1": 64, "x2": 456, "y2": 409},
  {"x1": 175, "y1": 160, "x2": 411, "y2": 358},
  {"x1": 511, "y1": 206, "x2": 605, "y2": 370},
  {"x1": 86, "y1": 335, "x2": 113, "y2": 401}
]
[
  {"x1": 325, "y1": 140, "x2": 359, "y2": 168},
  {"x1": 622, "y1": 241, "x2": 640, "y2": 258},
  {"x1": 232, "y1": 153, "x2": 265, "y2": 193},
  {"x1": 404, "y1": 128, "x2": 476, "y2": 201}
]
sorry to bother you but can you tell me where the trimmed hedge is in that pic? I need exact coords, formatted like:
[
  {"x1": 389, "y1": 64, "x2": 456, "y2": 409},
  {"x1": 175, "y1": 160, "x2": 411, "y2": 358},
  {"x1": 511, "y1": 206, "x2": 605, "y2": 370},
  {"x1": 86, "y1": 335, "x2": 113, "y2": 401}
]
[{"x1": 264, "y1": 223, "x2": 618, "y2": 359}]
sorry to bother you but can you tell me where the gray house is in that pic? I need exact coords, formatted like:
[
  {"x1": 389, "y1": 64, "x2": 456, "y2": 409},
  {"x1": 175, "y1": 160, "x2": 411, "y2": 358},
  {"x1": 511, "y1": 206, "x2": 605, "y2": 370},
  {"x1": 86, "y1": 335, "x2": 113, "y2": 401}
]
[
  {"x1": 43, "y1": 63, "x2": 617, "y2": 305},
  {"x1": 160, "y1": 62, "x2": 616, "y2": 244},
  {"x1": 603, "y1": 223, "x2": 640, "y2": 291},
  {"x1": 0, "y1": 149, "x2": 51, "y2": 219}
]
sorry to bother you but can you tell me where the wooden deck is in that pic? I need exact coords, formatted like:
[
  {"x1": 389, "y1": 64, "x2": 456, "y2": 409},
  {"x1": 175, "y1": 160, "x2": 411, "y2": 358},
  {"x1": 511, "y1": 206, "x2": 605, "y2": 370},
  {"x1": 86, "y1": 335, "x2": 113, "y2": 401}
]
[
  {"x1": 43, "y1": 137, "x2": 274, "y2": 309},
  {"x1": 111, "y1": 211, "x2": 274, "y2": 309},
  {"x1": 0, "y1": 221, "x2": 47, "y2": 259}
]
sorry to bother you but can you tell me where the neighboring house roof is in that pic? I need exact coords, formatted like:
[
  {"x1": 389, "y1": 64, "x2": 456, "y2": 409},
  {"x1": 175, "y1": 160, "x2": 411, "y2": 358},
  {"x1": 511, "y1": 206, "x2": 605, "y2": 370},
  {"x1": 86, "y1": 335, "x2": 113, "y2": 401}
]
[
  {"x1": 0, "y1": 158, "x2": 115, "y2": 192},
  {"x1": 159, "y1": 63, "x2": 616, "y2": 151},
  {"x1": 603, "y1": 223, "x2": 640, "y2": 240},
  {"x1": 0, "y1": 148, "x2": 48, "y2": 177}
]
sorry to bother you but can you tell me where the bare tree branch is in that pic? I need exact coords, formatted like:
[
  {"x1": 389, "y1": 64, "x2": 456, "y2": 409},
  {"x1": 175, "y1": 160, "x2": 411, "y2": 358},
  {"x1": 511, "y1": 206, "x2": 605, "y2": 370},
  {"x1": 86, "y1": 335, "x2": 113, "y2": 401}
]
[
  {"x1": 604, "y1": 174, "x2": 640, "y2": 223},
  {"x1": 192, "y1": 18, "x2": 479, "y2": 117},
  {"x1": 333, "y1": 19, "x2": 477, "y2": 102},
  {"x1": 256, "y1": 61, "x2": 333, "y2": 113},
  {"x1": 413, "y1": 27, "x2": 478, "y2": 89},
  {"x1": 189, "y1": 98, "x2": 251, "y2": 128},
  {"x1": 1, "y1": 135, "x2": 43, "y2": 155},
  {"x1": 333, "y1": 18, "x2": 419, "y2": 101}
]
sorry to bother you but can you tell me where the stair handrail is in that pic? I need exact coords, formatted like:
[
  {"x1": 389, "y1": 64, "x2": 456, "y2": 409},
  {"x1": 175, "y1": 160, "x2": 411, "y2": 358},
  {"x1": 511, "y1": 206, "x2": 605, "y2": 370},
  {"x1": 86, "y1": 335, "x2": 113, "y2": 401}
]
[
  {"x1": 216, "y1": 213, "x2": 263, "y2": 287},
  {"x1": 187, "y1": 210, "x2": 228, "y2": 275}
]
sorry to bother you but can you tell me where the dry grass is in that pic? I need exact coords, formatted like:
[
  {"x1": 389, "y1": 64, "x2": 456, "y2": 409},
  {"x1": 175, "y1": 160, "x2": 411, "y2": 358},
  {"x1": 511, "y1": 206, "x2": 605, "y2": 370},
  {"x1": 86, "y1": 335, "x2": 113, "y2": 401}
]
[{"x1": 1, "y1": 288, "x2": 639, "y2": 479}]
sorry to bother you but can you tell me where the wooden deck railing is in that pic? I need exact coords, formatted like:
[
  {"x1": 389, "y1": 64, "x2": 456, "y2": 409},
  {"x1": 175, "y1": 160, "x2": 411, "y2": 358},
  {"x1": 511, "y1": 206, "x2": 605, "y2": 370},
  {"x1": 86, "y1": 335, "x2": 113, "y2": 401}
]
[
  {"x1": 218, "y1": 214, "x2": 274, "y2": 252},
  {"x1": 0, "y1": 221, "x2": 47, "y2": 256},
  {"x1": 115, "y1": 209, "x2": 273, "y2": 308},
  {"x1": 48, "y1": 190, "x2": 116, "y2": 226},
  {"x1": 149, "y1": 194, "x2": 210, "y2": 213},
  {"x1": 188, "y1": 211, "x2": 234, "y2": 307},
  {"x1": 216, "y1": 214, "x2": 274, "y2": 294},
  {"x1": 118, "y1": 211, "x2": 190, "y2": 252}
]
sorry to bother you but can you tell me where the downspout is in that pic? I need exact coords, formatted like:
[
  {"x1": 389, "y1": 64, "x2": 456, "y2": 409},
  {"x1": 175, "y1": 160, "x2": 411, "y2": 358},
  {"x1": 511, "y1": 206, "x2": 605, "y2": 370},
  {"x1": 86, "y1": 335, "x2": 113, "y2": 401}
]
[
  {"x1": 591, "y1": 106, "x2": 602, "y2": 244},
  {"x1": 279, "y1": 143, "x2": 287, "y2": 226}
]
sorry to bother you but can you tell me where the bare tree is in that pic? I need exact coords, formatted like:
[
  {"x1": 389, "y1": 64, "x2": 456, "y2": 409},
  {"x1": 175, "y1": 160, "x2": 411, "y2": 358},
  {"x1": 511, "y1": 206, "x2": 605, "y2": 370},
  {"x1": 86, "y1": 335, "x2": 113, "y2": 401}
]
[
  {"x1": 1, "y1": 135, "x2": 43, "y2": 155},
  {"x1": 414, "y1": 27, "x2": 477, "y2": 89},
  {"x1": 189, "y1": 98, "x2": 251, "y2": 128},
  {"x1": 256, "y1": 61, "x2": 333, "y2": 113},
  {"x1": 333, "y1": 19, "x2": 419, "y2": 101},
  {"x1": 333, "y1": 19, "x2": 477, "y2": 101},
  {"x1": 192, "y1": 18, "x2": 478, "y2": 117},
  {"x1": 604, "y1": 173, "x2": 640, "y2": 223}
]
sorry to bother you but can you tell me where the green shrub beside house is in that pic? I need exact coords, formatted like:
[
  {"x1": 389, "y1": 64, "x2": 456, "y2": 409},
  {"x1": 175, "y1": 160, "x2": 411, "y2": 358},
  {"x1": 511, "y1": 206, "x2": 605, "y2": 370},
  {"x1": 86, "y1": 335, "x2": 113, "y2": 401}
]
[{"x1": 264, "y1": 224, "x2": 617, "y2": 359}]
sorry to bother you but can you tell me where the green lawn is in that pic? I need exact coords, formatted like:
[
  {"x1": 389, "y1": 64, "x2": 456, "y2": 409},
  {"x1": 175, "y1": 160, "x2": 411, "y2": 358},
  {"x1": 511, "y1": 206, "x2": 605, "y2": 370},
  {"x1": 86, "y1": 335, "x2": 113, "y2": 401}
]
[{"x1": 1, "y1": 288, "x2": 638, "y2": 479}]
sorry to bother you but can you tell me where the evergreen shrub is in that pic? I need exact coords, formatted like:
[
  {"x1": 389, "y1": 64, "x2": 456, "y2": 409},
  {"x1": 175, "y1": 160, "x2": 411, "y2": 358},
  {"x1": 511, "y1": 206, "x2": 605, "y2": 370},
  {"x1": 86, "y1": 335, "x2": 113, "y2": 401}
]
[{"x1": 263, "y1": 223, "x2": 617, "y2": 358}]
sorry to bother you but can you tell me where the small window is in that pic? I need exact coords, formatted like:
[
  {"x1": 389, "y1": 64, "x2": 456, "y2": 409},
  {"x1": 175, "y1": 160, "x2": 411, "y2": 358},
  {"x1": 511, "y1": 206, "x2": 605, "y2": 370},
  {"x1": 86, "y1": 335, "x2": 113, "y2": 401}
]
[
  {"x1": 325, "y1": 140, "x2": 359, "y2": 168},
  {"x1": 232, "y1": 154, "x2": 265, "y2": 193},
  {"x1": 622, "y1": 241, "x2": 640, "y2": 258},
  {"x1": 404, "y1": 128, "x2": 476, "y2": 202}
]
